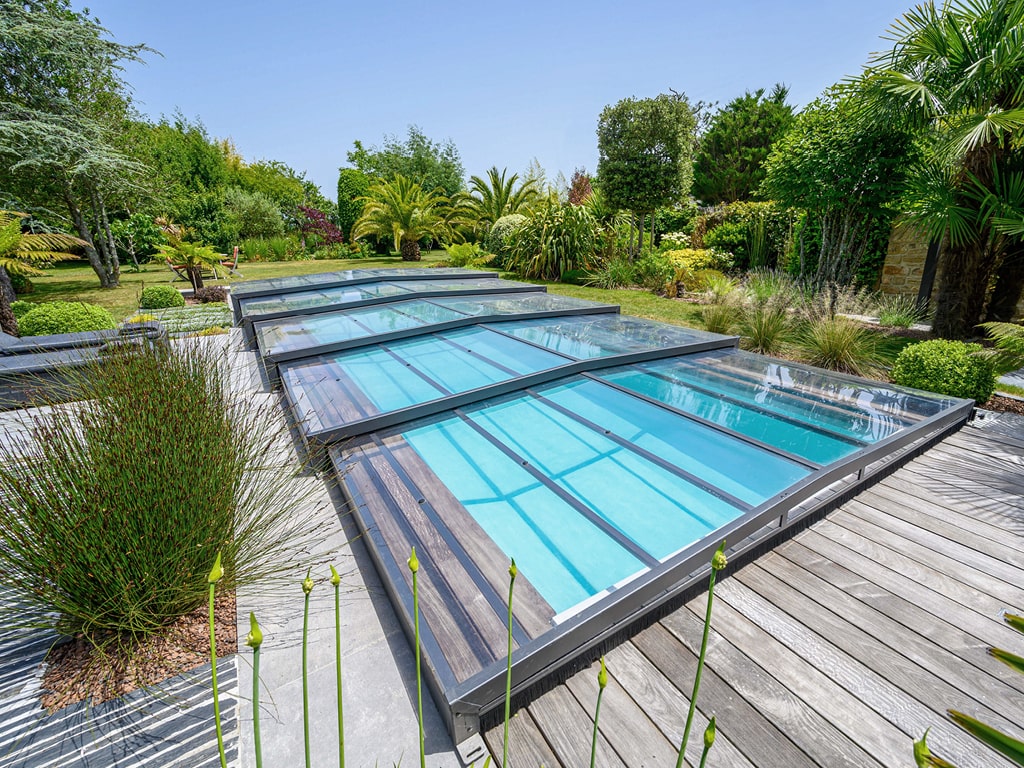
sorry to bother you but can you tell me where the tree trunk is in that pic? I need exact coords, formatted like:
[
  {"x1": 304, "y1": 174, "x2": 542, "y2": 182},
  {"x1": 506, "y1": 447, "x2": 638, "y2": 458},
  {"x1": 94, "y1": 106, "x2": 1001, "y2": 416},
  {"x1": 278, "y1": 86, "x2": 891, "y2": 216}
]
[
  {"x1": 932, "y1": 239, "x2": 995, "y2": 338},
  {"x1": 400, "y1": 239, "x2": 421, "y2": 261},
  {"x1": 984, "y1": 241, "x2": 1024, "y2": 323},
  {"x1": 636, "y1": 211, "x2": 645, "y2": 260},
  {"x1": 0, "y1": 267, "x2": 18, "y2": 336},
  {"x1": 63, "y1": 183, "x2": 118, "y2": 289},
  {"x1": 188, "y1": 265, "x2": 205, "y2": 291}
]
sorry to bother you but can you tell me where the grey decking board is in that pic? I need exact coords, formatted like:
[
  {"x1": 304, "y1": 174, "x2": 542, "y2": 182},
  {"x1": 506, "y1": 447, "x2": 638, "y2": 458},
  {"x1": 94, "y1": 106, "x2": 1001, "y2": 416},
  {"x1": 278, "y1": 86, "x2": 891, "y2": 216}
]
[
  {"x1": 619, "y1": 630, "x2": 773, "y2": 768},
  {"x1": 845, "y1": 497, "x2": 1024, "y2": 587},
  {"x1": 482, "y1": 705, "x2": 560, "y2": 768},
  {"x1": 797, "y1": 524, "x2": 1023, "y2": 651},
  {"x1": 522, "y1": 685, "x2": 627, "y2": 768},
  {"x1": 720, "y1": 573, "x2": 1015, "y2": 768},
  {"x1": 737, "y1": 561, "x2": 1024, "y2": 749},
  {"x1": 831, "y1": 507, "x2": 1024, "y2": 611},
  {"x1": 563, "y1": 658, "x2": 681, "y2": 766},
  {"x1": 755, "y1": 551, "x2": 1024, "y2": 709}
]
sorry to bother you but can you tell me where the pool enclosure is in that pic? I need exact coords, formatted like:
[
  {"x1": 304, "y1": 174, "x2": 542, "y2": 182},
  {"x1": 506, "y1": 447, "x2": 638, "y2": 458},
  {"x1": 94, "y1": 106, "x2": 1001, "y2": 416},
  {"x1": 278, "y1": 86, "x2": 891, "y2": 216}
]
[{"x1": 240, "y1": 268, "x2": 973, "y2": 743}]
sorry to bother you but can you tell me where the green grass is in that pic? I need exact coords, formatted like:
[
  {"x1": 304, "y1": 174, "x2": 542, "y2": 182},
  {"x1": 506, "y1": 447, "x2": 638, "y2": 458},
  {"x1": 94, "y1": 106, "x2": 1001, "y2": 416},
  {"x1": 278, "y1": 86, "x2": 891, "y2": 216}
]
[
  {"x1": 26, "y1": 257, "x2": 918, "y2": 370},
  {"x1": 996, "y1": 382, "x2": 1024, "y2": 398},
  {"x1": 23, "y1": 251, "x2": 450, "y2": 321}
]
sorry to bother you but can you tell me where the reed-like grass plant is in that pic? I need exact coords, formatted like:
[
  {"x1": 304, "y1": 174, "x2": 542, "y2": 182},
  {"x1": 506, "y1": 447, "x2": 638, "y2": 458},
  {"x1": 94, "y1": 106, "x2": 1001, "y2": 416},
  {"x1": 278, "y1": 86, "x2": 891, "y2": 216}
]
[
  {"x1": 737, "y1": 303, "x2": 794, "y2": 356},
  {"x1": 876, "y1": 294, "x2": 927, "y2": 329},
  {"x1": 0, "y1": 337, "x2": 323, "y2": 642},
  {"x1": 796, "y1": 316, "x2": 883, "y2": 376}
]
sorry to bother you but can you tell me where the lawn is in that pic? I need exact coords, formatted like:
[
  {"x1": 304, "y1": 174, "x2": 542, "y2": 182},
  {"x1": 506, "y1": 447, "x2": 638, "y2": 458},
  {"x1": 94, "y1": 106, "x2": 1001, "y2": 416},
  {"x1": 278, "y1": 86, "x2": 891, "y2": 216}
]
[
  {"x1": 23, "y1": 251, "x2": 451, "y2": 321},
  {"x1": 24, "y1": 255, "x2": 926, "y2": 370}
]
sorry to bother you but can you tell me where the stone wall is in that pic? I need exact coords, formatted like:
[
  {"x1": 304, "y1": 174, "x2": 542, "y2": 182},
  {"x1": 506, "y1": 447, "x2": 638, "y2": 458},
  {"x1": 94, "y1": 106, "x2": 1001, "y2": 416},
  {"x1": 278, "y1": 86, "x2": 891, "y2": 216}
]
[{"x1": 880, "y1": 226, "x2": 1023, "y2": 321}]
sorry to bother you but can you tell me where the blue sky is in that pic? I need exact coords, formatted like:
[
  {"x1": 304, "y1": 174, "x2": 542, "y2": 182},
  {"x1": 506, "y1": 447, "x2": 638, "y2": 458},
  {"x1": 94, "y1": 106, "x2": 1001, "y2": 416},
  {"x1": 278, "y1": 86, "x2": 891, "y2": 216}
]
[{"x1": 89, "y1": 0, "x2": 915, "y2": 200}]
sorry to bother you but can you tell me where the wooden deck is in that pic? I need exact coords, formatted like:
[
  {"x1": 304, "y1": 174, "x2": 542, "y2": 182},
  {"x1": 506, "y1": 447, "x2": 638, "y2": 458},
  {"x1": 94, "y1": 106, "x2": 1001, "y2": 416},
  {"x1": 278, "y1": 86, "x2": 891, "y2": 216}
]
[{"x1": 484, "y1": 420, "x2": 1024, "y2": 767}]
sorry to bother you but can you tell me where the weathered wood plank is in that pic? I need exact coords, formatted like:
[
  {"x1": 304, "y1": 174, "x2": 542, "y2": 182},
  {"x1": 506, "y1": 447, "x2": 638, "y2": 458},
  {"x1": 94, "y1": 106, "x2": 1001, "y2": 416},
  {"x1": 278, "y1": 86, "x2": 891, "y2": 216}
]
[
  {"x1": 345, "y1": 452, "x2": 483, "y2": 681},
  {"x1": 659, "y1": 597, "x2": 885, "y2": 768},
  {"x1": 792, "y1": 526, "x2": 1022, "y2": 650},
  {"x1": 526, "y1": 685, "x2": 626, "y2": 768},
  {"x1": 385, "y1": 436, "x2": 556, "y2": 639},
  {"x1": 734, "y1": 561, "x2": 1021, "y2": 768},
  {"x1": 625, "y1": 627, "x2": 787, "y2": 768},
  {"x1": 367, "y1": 451, "x2": 510, "y2": 653},
  {"x1": 483, "y1": 707, "x2": 560, "y2": 768},
  {"x1": 564, "y1": 658, "x2": 680, "y2": 766},
  {"x1": 775, "y1": 540, "x2": 1024, "y2": 695},
  {"x1": 832, "y1": 506, "x2": 1024, "y2": 609}
]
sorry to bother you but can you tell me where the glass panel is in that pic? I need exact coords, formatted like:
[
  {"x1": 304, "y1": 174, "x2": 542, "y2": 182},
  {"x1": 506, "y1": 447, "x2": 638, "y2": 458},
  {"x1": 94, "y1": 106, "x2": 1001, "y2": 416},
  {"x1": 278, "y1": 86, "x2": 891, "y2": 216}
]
[
  {"x1": 537, "y1": 378, "x2": 809, "y2": 505},
  {"x1": 232, "y1": 267, "x2": 495, "y2": 297},
  {"x1": 403, "y1": 419, "x2": 646, "y2": 614},
  {"x1": 598, "y1": 362, "x2": 861, "y2": 464},
  {"x1": 432, "y1": 293, "x2": 610, "y2": 316},
  {"x1": 495, "y1": 315, "x2": 723, "y2": 359},
  {"x1": 649, "y1": 349, "x2": 953, "y2": 444},
  {"x1": 466, "y1": 395, "x2": 740, "y2": 561}
]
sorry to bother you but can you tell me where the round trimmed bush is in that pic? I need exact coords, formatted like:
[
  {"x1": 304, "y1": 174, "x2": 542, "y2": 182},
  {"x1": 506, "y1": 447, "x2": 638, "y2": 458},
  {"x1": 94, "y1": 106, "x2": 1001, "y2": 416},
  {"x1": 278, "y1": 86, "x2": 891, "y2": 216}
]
[
  {"x1": 18, "y1": 301, "x2": 116, "y2": 337},
  {"x1": 485, "y1": 214, "x2": 528, "y2": 258},
  {"x1": 140, "y1": 285, "x2": 186, "y2": 309},
  {"x1": 11, "y1": 300, "x2": 34, "y2": 320},
  {"x1": 890, "y1": 339, "x2": 995, "y2": 404}
]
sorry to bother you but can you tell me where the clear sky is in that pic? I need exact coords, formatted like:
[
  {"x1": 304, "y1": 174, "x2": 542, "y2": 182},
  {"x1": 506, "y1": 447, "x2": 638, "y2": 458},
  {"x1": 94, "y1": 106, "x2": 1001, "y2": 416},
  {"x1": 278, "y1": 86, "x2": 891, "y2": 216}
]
[{"x1": 87, "y1": 0, "x2": 915, "y2": 200}]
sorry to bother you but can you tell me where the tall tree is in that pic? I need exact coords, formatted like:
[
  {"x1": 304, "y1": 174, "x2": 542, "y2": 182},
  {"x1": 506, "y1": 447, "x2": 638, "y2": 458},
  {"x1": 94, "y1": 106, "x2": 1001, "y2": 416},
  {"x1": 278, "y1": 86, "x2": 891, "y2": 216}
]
[
  {"x1": 596, "y1": 94, "x2": 697, "y2": 255},
  {"x1": 347, "y1": 125, "x2": 465, "y2": 197},
  {"x1": 351, "y1": 174, "x2": 451, "y2": 261},
  {"x1": 692, "y1": 84, "x2": 795, "y2": 204},
  {"x1": 0, "y1": 1, "x2": 149, "y2": 289},
  {"x1": 857, "y1": 0, "x2": 1024, "y2": 338},
  {"x1": 336, "y1": 168, "x2": 370, "y2": 241},
  {"x1": 761, "y1": 93, "x2": 917, "y2": 288},
  {"x1": 464, "y1": 166, "x2": 540, "y2": 234}
]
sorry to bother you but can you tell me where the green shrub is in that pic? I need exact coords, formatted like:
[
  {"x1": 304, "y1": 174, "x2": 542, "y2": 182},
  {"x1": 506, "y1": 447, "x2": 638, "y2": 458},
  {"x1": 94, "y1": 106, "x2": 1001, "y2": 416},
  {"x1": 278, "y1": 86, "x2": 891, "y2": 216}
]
[
  {"x1": 11, "y1": 300, "x2": 34, "y2": 319},
  {"x1": 632, "y1": 251, "x2": 674, "y2": 291},
  {"x1": 876, "y1": 294, "x2": 926, "y2": 329},
  {"x1": 559, "y1": 268, "x2": 590, "y2": 285},
  {"x1": 891, "y1": 339, "x2": 995, "y2": 404},
  {"x1": 738, "y1": 304, "x2": 794, "y2": 356},
  {"x1": 508, "y1": 202, "x2": 598, "y2": 280},
  {"x1": 0, "y1": 339, "x2": 321, "y2": 641},
  {"x1": 981, "y1": 321, "x2": 1024, "y2": 375},
  {"x1": 140, "y1": 285, "x2": 187, "y2": 309},
  {"x1": 193, "y1": 286, "x2": 229, "y2": 304},
  {"x1": 796, "y1": 317, "x2": 882, "y2": 376},
  {"x1": 240, "y1": 236, "x2": 303, "y2": 262},
  {"x1": 702, "y1": 303, "x2": 738, "y2": 335},
  {"x1": 586, "y1": 257, "x2": 636, "y2": 289},
  {"x1": 18, "y1": 301, "x2": 116, "y2": 336},
  {"x1": 10, "y1": 272, "x2": 34, "y2": 294},
  {"x1": 444, "y1": 242, "x2": 493, "y2": 268},
  {"x1": 485, "y1": 214, "x2": 528, "y2": 258},
  {"x1": 663, "y1": 248, "x2": 734, "y2": 273}
]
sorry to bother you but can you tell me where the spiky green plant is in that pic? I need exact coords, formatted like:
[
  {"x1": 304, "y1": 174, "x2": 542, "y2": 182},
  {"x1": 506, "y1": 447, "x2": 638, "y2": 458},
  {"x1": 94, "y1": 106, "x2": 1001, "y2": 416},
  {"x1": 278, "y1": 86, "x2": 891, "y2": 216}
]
[
  {"x1": 352, "y1": 175, "x2": 451, "y2": 261},
  {"x1": 0, "y1": 338, "x2": 322, "y2": 642},
  {"x1": 876, "y1": 294, "x2": 927, "y2": 329},
  {"x1": 701, "y1": 302, "x2": 738, "y2": 335},
  {"x1": 738, "y1": 303, "x2": 794, "y2": 356},
  {"x1": 981, "y1": 321, "x2": 1024, "y2": 375},
  {"x1": 796, "y1": 316, "x2": 883, "y2": 376}
]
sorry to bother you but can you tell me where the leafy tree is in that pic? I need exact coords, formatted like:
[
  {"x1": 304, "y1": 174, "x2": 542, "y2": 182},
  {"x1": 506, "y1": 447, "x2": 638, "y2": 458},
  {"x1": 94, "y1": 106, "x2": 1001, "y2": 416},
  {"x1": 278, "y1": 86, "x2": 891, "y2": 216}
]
[
  {"x1": 156, "y1": 218, "x2": 222, "y2": 291},
  {"x1": 336, "y1": 167, "x2": 370, "y2": 240},
  {"x1": 347, "y1": 125, "x2": 465, "y2": 197},
  {"x1": 351, "y1": 174, "x2": 451, "y2": 261},
  {"x1": 568, "y1": 168, "x2": 593, "y2": 206},
  {"x1": 857, "y1": 0, "x2": 1024, "y2": 338},
  {"x1": 692, "y1": 85, "x2": 795, "y2": 204},
  {"x1": 597, "y1": 94, "x2": 697, "y2": 255},
  {"x1": 464, "y1": 166, "x2": 540, "y2": 234},
  {"x1": 761, "y1": 93, "x2": 917, "y2": 288},
  {"x1": 0, "y1": 211, "x2": 83, "y2": 334},
  {"x1": 232, "y1": 159, "x2": 305, "y2": 223},
  {"x1": 109, "y1": 212, "x2": 164, "y2": 269},
  {"x1": 0, "y1": 1, "x2": 150, "y2": 290},
  {"x1": 298, "y1": 205, "x2": 344, "y2": 247},
  {"x1": 216, "y1": 187, "x2": 284, "y2": 246}
]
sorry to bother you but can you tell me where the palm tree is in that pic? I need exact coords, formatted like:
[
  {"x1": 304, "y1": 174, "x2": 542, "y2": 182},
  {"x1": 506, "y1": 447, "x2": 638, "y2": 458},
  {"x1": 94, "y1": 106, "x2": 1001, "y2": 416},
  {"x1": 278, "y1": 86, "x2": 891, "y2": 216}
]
[
  {"x1": 0, "y1": 211, "x2": 83, "y2": 336},
  {"x1": 352, "y1": 175, "x2": 451, "y2": 261},
  {"x1": 857, "y1": 0, "x2": 1024, "y2": 338},
  {"x1": 465, "y1": 167, "x2": 540, "y2": 235}
]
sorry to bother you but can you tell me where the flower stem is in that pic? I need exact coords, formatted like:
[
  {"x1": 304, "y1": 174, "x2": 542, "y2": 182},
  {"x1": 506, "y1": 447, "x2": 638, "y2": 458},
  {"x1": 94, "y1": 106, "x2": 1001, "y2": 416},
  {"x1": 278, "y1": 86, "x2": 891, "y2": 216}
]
[
  {"x1": 409, "y1": 548, "x2": 425, "y2": 768},
  {"x1": 302, "y1": 568, "x2": 314, "y2": 768},
  {"x1": 208, "y1": 553, "x2": 227, "y2": 768},
  {"x1": 331, "y1": 564, "x2": 345, "y2": 768},
  {"x1": 503, "y1": 559, "x2": 517, "y2": 768}
]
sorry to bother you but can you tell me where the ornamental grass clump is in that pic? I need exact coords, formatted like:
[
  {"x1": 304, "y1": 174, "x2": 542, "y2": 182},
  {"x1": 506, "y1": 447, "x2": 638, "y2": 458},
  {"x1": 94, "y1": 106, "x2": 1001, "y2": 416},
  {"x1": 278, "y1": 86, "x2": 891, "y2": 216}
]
[{"x1": 0, "y1": 337, "x2": 321, "y2": 642}]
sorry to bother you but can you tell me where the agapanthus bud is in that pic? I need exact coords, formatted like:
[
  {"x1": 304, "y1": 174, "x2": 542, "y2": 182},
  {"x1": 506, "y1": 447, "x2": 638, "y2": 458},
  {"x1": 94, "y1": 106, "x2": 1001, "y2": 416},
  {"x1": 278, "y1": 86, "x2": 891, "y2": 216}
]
[
  {"x1": 207, "y1": 551, "x2": 224, "y2": 584},
  {"x1": 329, "y1": 563, "x2": 341, "y2": 587},
  {"x1": 246, "y1": 612, "x2": 263, "y2": 649},
  {"x1": 509, "y1": 559, "x2": 517, "y2": 581},
  {"x1": 408, "y1": 547, "x2": 419, "y2": 574},
  {"x1": 704, "y1": 716, "x2": 716, "y2": 749},
  {"x1": 597, "y1": 656, "x2": 607, "y2": 690},
  {"x1": 712, "y1": 542, "x2": 727, "y2": 572},
  {"x1": 302, "y1": 567, "x2": 314, "y2": 595}
]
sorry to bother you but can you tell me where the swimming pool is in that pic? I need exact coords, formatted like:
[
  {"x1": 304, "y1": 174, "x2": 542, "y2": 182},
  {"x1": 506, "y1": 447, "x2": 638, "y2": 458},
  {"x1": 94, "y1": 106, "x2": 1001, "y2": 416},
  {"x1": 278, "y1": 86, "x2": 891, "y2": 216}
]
[{"x1": 243, "y1": 271, "x2": 973, "y2": 741}]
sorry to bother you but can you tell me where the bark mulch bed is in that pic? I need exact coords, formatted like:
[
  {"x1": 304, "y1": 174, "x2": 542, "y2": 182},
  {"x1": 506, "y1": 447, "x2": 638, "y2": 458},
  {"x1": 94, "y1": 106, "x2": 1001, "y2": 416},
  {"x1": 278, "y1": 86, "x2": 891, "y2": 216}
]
[
  {"x1": 40, "y1": 590, "x2": 237, "y2": 712},
  {"x1": 983, "y1": 394, "x2": 1024, "y2": 416}
]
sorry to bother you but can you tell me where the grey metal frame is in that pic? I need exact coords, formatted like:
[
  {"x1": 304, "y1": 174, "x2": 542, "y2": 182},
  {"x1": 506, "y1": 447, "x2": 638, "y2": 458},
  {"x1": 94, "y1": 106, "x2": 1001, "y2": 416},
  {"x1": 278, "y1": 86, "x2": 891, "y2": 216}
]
[
  {"x1": 230, "y1": 268, "x2": 500, "y2": 318},
  {"x1": 257, "y1": 301, "x2": 621, "y2": 384},
  {"x1": 288, "y1": 335, "x2": 741, "y2": 446},
  {"x1": 331, "y1": 391, "x2": 973, "y2": 744},
  {"x1": 238, "y1": 282, "x2": 547, "y2": 341}
]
